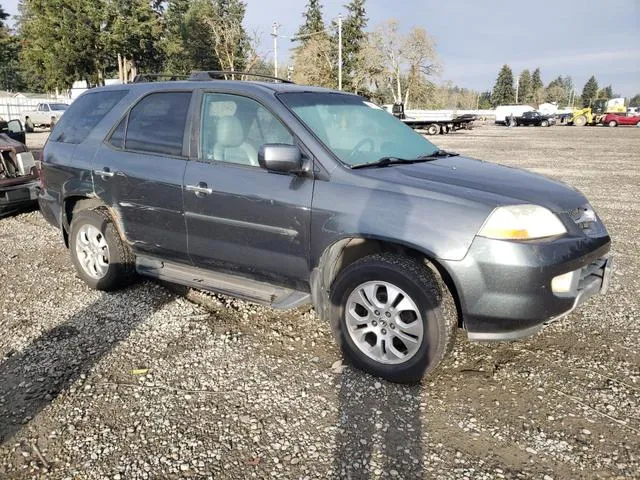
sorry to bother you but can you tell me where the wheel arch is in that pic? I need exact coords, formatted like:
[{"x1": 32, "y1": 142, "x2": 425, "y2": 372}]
[
  {"x1": 62, "y1": 195, "x2": 126, "y2": 248},
  {"x1": 310, "y1": 236, "x2": 464, "y2": 328}
]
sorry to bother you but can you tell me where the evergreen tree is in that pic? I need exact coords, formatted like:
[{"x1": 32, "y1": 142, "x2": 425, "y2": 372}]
[
  {"x1": 162, "y1": 0, "x2": 221, "y2": 74},
  {"x1": 0, "y1": 5, "x2": 25, "y2": 91},
  {"x1": 295, "y1": 0, "x2": 325, "y2": 45},
  {"x1": 491, "y1": 64, "x2": 515, "y2": 105},
  {"x1": 105, "y1": 0, "x2": 161, "y2": 82},
  {"x1": 581, "y1": 75, "x2": 598, "y2": 106},
  {"x1": 336, "y1": 0, "x2": 367, "y2": 91},
  {"x1": 597, "y1": 84, "x2": 613, "y2": 99},
  {"x1": 531, "y1": 67, "x2": 543, "y2": 104},
  {"x1": 518, "y1": 69, "x2": 531, "y2": 104},
  {"x1": 19, "y1": 0, "x2": 107, "y2": 91}
]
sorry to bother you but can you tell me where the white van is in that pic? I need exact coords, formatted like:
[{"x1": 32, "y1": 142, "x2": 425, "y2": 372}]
[{"x1": 495, "y1": 104, "x2": 535, "y2": 124}]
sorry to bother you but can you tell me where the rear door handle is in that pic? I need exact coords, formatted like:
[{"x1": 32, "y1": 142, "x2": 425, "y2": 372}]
[
  {"x1": 186, "y1": 182, "x2": 213, "y2": 196},
  {"x1": 94, "y1": 168, "x2": 115, "y2": 178}
]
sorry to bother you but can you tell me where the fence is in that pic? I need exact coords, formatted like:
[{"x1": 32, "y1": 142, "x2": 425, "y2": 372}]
[{"x1": 0, "y1": 96, "x2": 68, "y2": 121}]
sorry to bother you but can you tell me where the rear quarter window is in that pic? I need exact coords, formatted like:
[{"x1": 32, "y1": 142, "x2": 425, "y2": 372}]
[{"x1": 50, "y1": 90, "x2": 128, "y2": 144}]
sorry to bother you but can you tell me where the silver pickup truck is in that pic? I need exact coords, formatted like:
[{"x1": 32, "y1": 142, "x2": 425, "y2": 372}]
[{"x1": 21, "y1": 102, "x2": 69, "y2": 130}]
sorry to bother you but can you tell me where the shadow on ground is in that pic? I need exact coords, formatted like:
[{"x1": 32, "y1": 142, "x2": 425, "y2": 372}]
[{"x1": 0, "y1": 284, "x2": 172, "y2": 444}]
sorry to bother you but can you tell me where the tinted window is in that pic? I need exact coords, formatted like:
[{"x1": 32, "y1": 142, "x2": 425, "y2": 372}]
[
  {"x1": 108, "y1": 117, "x2": 127, "y2": 149},
  {"x1": 201, "y1": 93, "x2": 293, "y2": 166},
  {"x1": 125, "y1": 92, "x2": 191, "y2": 156},
  {"x1": 50, "y1": 90, "x2": 127, "y2": 144}
]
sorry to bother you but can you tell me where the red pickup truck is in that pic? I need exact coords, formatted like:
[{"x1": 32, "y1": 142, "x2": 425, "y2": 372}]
[{"x1": 603, "y1": 112, "x2": 640, "y2": 127}]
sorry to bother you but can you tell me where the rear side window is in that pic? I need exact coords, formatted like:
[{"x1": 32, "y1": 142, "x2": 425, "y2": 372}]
[
  {"x1": 124, "y1": 92, "x2": 191, "y2": 156},
  {"x1": 50, "y1": 90, "x2": 127, "y2": 144}
]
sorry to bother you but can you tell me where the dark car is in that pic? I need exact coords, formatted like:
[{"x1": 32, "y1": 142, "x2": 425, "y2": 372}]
[
  {"x1": 1, "y1": 120, "x2": 39, "y2": 217},
  {"x1": 516, "y1": 111, "x2": 555, "y2": 127},
  {"x1": 38, "y1": 72, "x2": 612, "y2": 383}
]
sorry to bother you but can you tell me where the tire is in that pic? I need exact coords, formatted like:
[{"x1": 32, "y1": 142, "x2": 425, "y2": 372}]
[
  {"x1": 69, "y1": 208, "x2": 136, "y2": 291},
  {"x1": 574, "y1": 115, "x2": 587, "y2": 127},
  {"x1": 426, "y1": 124, "x2": 439, "y2": 135},
  {"x1": 608, "y1": 120, "x2": 617, "y2": 127},
  {"x1": 541, "y1": 120, "x2": 549, "y2": 127},
  {"x1": 329, "y1": 253, "x2": 457, "y2": 384}
]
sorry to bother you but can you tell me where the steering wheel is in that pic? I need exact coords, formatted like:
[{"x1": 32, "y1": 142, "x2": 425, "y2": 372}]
[{"x1": 348, "y1": 137, "x2": 375, "y2": 162}]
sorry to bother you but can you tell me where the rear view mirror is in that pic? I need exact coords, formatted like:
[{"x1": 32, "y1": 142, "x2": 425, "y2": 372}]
[{"x1": 258, "y1": 144, "x2": 302, "y2": 173}]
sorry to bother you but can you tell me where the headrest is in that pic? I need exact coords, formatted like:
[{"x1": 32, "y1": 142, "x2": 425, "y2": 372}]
[{"x1": 215, "y1": 116, "x2": 245, "y2": 148}]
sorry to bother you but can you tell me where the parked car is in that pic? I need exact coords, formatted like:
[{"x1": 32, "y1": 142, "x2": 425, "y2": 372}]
[
  {"x1": 21, "y1": 102, "x2": 69, "y2": 131},
  {"x1": 515, "y1": 111, "x2": 555, "y2": 127},
  {"x1": 603, "y1": 112, "x2": 640, "y2": 127},
  {"x1": 39, "y1": 72, "x2": 612, "y2": 383},
  {"x1": 494, "y1": 104, "x2": 535, "y2": 125},
  {"x1": 1, "y1": 121, "x2": 39, "y2": 216}
]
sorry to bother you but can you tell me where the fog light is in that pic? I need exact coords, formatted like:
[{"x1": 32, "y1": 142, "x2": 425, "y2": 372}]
[{"x1": 552, "y1": 271, "x2": 576, "y2": 294}]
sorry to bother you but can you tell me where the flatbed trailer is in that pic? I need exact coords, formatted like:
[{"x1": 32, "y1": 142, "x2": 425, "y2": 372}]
[{"x1": 389, "y1": 103, "x2": 476, "y2": 135}]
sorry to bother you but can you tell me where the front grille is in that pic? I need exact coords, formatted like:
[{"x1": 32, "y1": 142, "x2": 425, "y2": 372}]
[
  {"x1": 577, "y1": 257, "x2": 607, "y2": 292},
  {"x1": 568, "y1": 204, "x2": 606, "y2": 238}
]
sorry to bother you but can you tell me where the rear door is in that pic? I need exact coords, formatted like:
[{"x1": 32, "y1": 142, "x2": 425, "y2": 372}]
[
  {"x1": 93, "y1": 90, "x2": 195, "y2": 263},
  {"x1": 183, "y1": 91, "x2": 313, "y2": 285}
]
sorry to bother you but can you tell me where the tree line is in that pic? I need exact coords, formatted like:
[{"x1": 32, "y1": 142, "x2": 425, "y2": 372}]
[
  {"x1": 1, "y1": 0, "x2": 256, "y2": 92},
  {"x1": 490, "y1": 64, "x2": 639, "y2": 108}
]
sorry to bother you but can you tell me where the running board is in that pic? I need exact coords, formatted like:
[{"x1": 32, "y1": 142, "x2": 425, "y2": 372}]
[{"x1": 136, "y1": 256, "x2": 311, "y2": 310}]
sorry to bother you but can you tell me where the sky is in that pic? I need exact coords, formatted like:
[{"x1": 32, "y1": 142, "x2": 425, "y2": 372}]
[{"x1": 3, "y1": 0, "x2": 640, "y2": 96}]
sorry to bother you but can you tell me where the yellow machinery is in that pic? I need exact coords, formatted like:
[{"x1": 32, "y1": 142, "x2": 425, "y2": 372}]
[{"x1": 570, "y1": 98, "x2": 626, "y2": 126}]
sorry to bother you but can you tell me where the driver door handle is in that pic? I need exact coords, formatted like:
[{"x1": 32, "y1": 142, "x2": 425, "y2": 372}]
[
  {"x1": 94, "y1": 168, "x2": 115, "y2": 178},
  {"x1": 186, "y1": 182, "x2": 213, "y2": 196}
]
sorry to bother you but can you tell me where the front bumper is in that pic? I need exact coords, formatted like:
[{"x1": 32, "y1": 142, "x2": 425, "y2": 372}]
[
  {"x1": 0, "y1": 179, "x2": 39, "y2": 214},
  {"x1": 443, "y1": 234, "x2": 611, "y2": 341}
]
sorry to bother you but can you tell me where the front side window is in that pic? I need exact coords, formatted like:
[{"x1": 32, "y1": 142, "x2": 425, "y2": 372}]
[
  {"x1": 50, "y1": 90, "x2": 128, "y2": 144},
  {"x1": 279, "y1": 92, "x2": 438, "y2": 166},
  {"x1": 125, "y1": 91, "x2": 191, "y2": 156},
  {"x1": 201, "y1": 93, "x2": 294, "y2": 167}
]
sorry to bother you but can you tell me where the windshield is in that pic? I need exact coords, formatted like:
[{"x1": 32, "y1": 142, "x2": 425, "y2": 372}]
[
  {"x1": 49, "y1": 104, "x2": 69, "y2": 111},
  {"x1": 279, "y1": 92, "x2": 438, "y2": 166}
]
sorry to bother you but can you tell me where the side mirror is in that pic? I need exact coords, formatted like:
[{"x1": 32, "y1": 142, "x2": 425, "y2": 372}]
[{"x1": 258, "y1": 144, "x2": 303, "y2": 173}]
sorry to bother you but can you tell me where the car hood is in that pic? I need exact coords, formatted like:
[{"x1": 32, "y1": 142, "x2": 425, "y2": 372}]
[{"x1": 356, "y1": 155, "x2": 587, "y2": 212}]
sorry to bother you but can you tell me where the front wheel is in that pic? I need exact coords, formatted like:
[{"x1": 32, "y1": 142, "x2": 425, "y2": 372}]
[
  {"x1": 574, "y1": 115, "x2": 587, "y2": 127},
  {"x1": 608, "y1": 120, "x2": 618, "y2": 127},
  {"x1": 426, "y1": 124, "x2": 439, "y2": 135},
  {"x1": 329, "y1": 253, "x2": 457, "y2": 384},
  {"x1": 541, "y1": 120, "x2": 549, "y2": 127},
  {"x1": 69, "y1": 208, "x2": 136, "y2": 291}
]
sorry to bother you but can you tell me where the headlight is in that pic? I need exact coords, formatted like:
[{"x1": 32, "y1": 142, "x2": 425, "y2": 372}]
[{"x1": 478, "y1": 205, "x2": 567, "y2": 240}]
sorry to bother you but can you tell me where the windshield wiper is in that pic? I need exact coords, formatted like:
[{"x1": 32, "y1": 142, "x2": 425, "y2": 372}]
[
  {"x1": 351, "y1": 150, "x2": 459, "y2": 169},
  {"x1": 417, "y1": 149, "x2": 459, "y2": 159},
  {"x1": 351, "y1": 156, "x2": 439, "y2": 169}
]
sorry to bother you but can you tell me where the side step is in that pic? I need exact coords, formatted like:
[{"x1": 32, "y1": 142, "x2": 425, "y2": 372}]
[{"x1": 136, "y1": 256, "x2": 311, "y2": 310}]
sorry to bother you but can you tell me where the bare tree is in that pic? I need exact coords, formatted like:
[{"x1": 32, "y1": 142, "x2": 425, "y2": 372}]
[
  {"x1": 364, "y1": 20, "x2": 438, "y2": 107},
  {"x1": 292, "y1": 35, "x2": 335, "y2": 88}
]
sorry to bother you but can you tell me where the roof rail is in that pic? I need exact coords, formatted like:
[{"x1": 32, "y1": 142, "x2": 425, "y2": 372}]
[
  {"x1": 189, "y1": 71, "x2": 294, "y2": 84},
  {"x1": 132, "y1": 73, "x2": 190, "y2": 83}
]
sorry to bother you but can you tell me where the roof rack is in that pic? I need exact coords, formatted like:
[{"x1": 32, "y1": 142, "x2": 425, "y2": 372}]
[
  {"x1": 132, "y1": 73, "x2": 190, "y2": 83},
  {"x1": 188, "y1": 71, "x2": 294, "y2": 84}
]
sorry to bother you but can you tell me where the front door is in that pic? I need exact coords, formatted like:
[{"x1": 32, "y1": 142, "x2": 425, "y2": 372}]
[
  {"x1": 93, "y1": 90, "x2": 193, "y2": 263},
  {"x1": 183, "y1": 92, "x2": 313, "y2": 286}
]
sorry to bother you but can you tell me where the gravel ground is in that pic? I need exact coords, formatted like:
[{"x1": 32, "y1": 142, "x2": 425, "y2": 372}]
[{"x1": 0, "y1": 125, "x2": 638, "y2": 479}]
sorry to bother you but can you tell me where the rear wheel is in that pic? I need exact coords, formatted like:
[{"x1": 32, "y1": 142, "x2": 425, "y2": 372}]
[
  {"x1": 329, "y1": 253, "x2": 457, "y2": 384},
  {"x1": 608, "y1": 120, "x2": 618, "y2": 127},
  {"x1": 574, "y1": 115, "x2": 587, "y2": 127},
  {"x1": 426, "y1": 124, "x2": 439, "y2": 135},
  {"x1": 69, "y1": 208, "x2": 136, "y2": 291}
]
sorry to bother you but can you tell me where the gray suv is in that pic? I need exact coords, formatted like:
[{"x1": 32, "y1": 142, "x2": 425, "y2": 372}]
[{"x1": 39, "y1": 72, "x2": 612, "y2": 383}]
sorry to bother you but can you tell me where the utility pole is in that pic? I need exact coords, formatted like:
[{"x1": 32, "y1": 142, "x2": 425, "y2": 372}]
[
  {"x1": 337, "y1": 14, "x2": 343, "y2": 90},
  {"x1": 272, "y1": 22, "x2": 280, "y2": 78}
]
